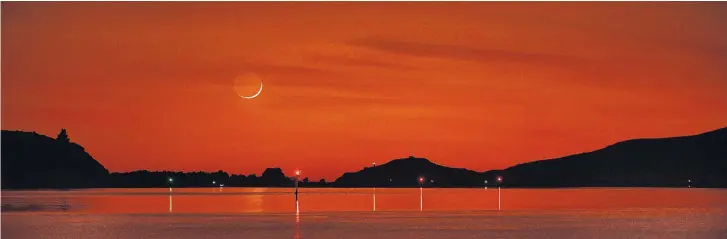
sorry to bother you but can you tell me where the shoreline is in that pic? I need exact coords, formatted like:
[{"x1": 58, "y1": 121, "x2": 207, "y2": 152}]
[{"x1": 2, "y1": 186, "x2": 719, "y2": 191}]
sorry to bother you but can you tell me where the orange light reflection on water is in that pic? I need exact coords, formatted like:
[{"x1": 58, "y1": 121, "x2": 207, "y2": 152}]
[{"x1": 3, "y1": 188, "x2": 727, "y2": 215}]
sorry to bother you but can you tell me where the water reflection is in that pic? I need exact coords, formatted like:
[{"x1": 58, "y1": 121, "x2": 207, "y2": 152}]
[
  {"x1": 373, "y1": 187, "x2": 376, "y2": 212},
  {"x1": 295, "y1": 191, "x2": 301, "y2": 239},
  {"x1": 244, "y1": 188, "x2": 265, "y2": 213},
  {"x1": 498, "y1": 187, "x2": 501, "y2": 210},
  {"x1": 294, "y1": 207, "x2": 300, "y2": 239},
  {"x1": 61, "y1": 199, "x2": 69, "y2": 212},
  {"x1": 4, "y1": 188, "x2": 727, "y2": 214},
  {"x1": 419, "y1": 187, "x2": 423, "y2": 212},
  {"x1": 4, "y1": 189, "x2": 727, "y2": 239}
]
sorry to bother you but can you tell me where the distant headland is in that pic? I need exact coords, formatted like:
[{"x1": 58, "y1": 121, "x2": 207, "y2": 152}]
[{"x1": 2, "y1": 126, "x2": 726, "y2": 189}]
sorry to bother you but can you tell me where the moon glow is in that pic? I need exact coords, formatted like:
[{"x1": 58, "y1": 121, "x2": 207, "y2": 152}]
[{"x1": 234, "y1": 73, "x2": 263, "y2": 99}]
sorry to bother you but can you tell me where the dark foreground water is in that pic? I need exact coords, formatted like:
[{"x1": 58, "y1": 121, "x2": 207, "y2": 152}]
[{"x1": 2, "y1": 188, "x2": 726, "y2": 238}]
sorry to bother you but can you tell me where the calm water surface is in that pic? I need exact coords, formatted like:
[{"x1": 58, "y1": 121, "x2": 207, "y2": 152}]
[{"x1": 2, "y1": 188, "x2": 726, "y2": 238}]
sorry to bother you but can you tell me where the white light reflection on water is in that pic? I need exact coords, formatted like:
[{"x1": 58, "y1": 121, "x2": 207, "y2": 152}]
[{"x1": 3, "y1": 188, "x2": 727, "y2": 239}]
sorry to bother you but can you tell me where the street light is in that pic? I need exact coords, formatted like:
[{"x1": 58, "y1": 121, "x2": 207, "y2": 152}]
[{"x1": 294, "y1": 170, "x2": 301, "y2": 205}]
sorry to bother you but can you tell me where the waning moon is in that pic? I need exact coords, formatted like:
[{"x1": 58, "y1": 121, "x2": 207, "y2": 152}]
[{"x1": 241, "y1": 82, "x2": 263, "y2": 99}]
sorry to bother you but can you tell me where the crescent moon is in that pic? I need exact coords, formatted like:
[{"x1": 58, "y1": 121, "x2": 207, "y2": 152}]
[{"x1": 241, "y1": 82, "x2": 263, "y2": 99}]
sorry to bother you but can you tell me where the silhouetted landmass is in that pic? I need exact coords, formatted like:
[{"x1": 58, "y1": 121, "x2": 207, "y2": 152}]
[
  {"x1": 1, "y1": 130, "x2": 110, "y2": 189},
  {"x1": 333, "y1": 127, "x2": 727, "y2": 188},
  {"x1": 481, "y1": 127, "x2": 727, "y2": 188},
  {"x1": 2, "y1": 127, "x2": 726, "y2": 189},
  {"x1": 109, "y1": 168, "x2": 322, "y2": 188},
  {"x1": 334, "y1": 156, "x2": 483, "y2": 187},
  {"x1": 110, "y1": 170, "x2": 231, "y2": 188}
]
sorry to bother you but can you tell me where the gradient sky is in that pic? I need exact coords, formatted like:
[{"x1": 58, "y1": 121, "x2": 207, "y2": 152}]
[{"x1": 2, "y1": 2, "x2": 726, "y2": 180}]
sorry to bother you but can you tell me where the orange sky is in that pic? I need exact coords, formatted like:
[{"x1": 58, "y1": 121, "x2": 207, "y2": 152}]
[{"x1": 2, "y1": 2, "x2": 726, "y2": 181}]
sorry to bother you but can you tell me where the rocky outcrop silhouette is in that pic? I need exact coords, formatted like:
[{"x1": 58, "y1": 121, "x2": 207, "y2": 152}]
[
  {"x1": 334, "y1": 156, "x2": 484, "y2": 187},
  {"x1": 1, "y1": 130, "x2": 110, "y2": 189}
]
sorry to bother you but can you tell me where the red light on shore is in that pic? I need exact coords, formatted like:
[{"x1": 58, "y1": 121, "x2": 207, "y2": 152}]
[
  {"x1": 497, "y1": 176, "x2": 503, "y2": 182},
  {"x1": 418, "y1": 177, "x2": 424, "y2": 183}
]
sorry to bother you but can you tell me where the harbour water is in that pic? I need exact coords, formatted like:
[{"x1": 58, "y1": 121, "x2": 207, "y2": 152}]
[{"x1": 2, "y1": 188, "x2": 726, "y2": 238}]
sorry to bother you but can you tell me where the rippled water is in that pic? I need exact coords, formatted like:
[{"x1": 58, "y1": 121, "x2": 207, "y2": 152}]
[{"x1": 2, "y1": 188, "x2": 726, "y2": 238}]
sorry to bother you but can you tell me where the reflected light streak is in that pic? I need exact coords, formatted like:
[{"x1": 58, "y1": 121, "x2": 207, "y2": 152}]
[
  {"x1": 168, "y1": 194, "x2": 172, "y2": 213},
  {"x1": 243, "y1": 188, "x2": 265, "y2": 213},
  {"x1": 295, "y1": 207, "x2": 300, "y2": 239},
  {"x1": 498, "y1": 176, "x2": 503, "y2": 211},
  {"x1": 419, "y1": 176, "x2": 425, "y2": 211},
  {"x1": 295, "y1": 186, "x2": 301, "y2": 239},
  {"x1": 373, "y1": 187, "x2": 376, "y2": 212},
  {"x1": 498, "y1": 187, "x2": 501, "y2": 210}
]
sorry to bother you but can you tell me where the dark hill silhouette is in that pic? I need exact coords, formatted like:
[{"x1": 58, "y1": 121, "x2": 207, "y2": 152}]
[
  {"x1": 109, "y1": 168, "x2": 311, "y2": 188},
  {"x1": 334, "y1": 156, "x2": 483, "y2": 187},
  {"x1": 1, "y1": 130, "x2": 302, "y2": 189},
  {"x1": 3, "y1": 126, "x2": 725, "y2": 189},
  {"x1": 335, "y1": 127, "x2": 727, "y2": 188},
  {"x1": 1, "y1": 130, "x2": 110, "y2": 189},
  {"x1": 482, "y1": 127, "x2": 727, "y2": 188}
]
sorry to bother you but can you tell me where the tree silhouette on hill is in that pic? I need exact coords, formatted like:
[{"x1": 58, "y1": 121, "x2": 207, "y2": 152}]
[{"x1": 57, "y1": 128, "x2": 70, "y2": 143}]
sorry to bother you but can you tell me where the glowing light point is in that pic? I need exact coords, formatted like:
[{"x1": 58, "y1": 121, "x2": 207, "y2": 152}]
[
  {"x1": 168, "y1": 178, "x2": 173, "y2": 183},
  {"x1": 295, "y1": 170, "x2": 301, "y2": 176}
]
